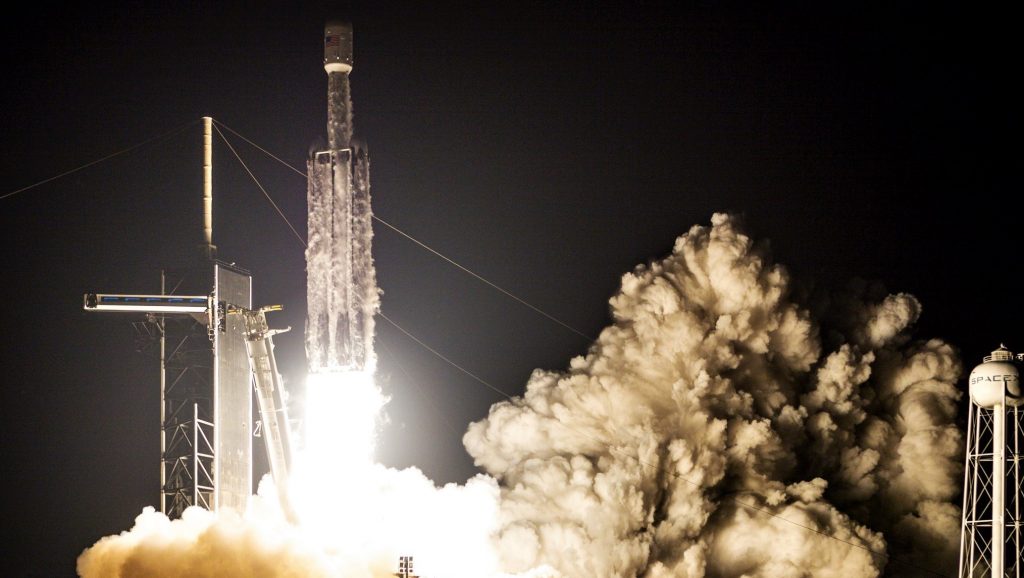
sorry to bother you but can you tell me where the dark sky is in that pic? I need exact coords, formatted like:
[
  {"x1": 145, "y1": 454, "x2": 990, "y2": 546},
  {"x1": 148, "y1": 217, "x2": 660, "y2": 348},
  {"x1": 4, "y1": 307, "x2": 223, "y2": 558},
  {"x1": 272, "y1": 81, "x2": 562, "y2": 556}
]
[{"x1": 1, "y1": 2, "x2": 1018, "y2": 576}]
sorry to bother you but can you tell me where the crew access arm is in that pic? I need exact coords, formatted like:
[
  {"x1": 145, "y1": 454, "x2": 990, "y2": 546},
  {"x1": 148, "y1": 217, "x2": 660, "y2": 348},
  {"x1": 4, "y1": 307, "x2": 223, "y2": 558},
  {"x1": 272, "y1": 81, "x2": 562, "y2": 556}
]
[{"x1": 232, "y1": 305, "x2": 297, "y2": 521}]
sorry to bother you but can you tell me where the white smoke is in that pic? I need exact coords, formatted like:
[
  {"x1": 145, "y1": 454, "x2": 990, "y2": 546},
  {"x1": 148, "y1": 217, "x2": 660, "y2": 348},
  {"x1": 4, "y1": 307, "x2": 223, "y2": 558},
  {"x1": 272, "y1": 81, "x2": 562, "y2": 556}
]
[
  {"x1": 77, "y1": 471, "x2": 509, "y2": 578},
  {"x1": 464, "y1": 213, "x2": 963, "y2": 577},
  {"x1": 78, "y1": 213, "x2": 963, "y2": 577},
  {"x1": 76, "y1": 499, "x2": 337, "y2": 578}
]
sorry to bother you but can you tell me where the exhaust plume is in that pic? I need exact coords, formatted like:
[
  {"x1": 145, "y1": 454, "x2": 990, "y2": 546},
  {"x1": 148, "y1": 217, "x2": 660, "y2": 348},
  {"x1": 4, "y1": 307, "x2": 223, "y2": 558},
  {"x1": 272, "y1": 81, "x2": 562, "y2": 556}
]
[{"x1": 78, "y1": 213, "x2": 963, "y2": 577}]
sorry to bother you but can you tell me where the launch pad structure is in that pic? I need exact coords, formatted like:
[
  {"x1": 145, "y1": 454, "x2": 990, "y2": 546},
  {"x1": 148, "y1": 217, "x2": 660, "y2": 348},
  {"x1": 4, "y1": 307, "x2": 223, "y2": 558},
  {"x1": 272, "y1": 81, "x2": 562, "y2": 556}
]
[
  {"x1": 86, "y1": 264, "x2": 297, "y2": 519},
  {"x1": 81, "y1": 20, "x2": 372, "y2": 519},
  {"x1": 83, "y1": 117, "x2": 258, "y2": 517},
  {"x1": 82, "y1": 117, "x2": 293, "y2": 518}
]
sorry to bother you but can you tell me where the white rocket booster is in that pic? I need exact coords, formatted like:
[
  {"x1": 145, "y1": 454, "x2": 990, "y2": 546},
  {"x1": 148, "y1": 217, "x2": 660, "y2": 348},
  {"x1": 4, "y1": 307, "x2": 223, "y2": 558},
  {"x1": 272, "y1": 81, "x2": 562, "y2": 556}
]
[{"x1": 306, "y1": 21, "x2": 378, "y2": 373}]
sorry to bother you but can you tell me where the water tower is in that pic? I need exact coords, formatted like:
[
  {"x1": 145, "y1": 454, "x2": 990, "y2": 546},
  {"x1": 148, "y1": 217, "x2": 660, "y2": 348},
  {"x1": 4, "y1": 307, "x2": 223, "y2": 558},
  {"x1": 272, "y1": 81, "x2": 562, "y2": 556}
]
[{"x1": 959, "y1": 345, "x2": 1023, "y2": 577}]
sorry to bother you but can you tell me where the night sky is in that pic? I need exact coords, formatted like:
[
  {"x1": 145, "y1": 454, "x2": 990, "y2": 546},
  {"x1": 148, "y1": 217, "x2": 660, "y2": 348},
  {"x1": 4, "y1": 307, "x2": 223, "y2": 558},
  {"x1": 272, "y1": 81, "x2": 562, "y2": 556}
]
[{"x1": 1, "y1": 2, "x2": 1018, "y2": 576}]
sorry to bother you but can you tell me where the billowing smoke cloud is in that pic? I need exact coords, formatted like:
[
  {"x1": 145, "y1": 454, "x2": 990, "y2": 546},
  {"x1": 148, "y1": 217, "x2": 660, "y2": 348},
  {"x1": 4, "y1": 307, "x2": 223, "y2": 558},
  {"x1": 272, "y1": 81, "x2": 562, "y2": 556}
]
[
  {"x1": 78, "y1": 467, "x2": 517, "y2": 578},
  {"x1": 464, "y1": 213, "x2": 963, "y2": 577},
  {"x1": 76, "y1": 495, "x2": 338, "y2": 578},
  {"x1": 78, "y1": 213, "x2": 963, "y2": 577}
]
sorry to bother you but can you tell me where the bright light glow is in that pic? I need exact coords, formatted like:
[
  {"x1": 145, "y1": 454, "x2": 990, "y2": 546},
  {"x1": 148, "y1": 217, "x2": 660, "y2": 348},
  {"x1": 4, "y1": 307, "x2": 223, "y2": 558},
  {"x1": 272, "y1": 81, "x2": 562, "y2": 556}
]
[
  {"x1": 301, "y1": 370, "x2": 386, "y2": 466},
  {"x1": 279, "y1": 369, "x2": 510, "y2": 577},
  {"x1": 289, "y1": 369, "x2": 385, "y2": 545}
]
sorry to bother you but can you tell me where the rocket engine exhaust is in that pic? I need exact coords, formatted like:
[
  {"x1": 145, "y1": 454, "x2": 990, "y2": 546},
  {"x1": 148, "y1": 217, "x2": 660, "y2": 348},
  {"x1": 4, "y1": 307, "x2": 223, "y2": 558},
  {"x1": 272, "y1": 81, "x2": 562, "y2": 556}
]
[{"x1": 306, "y1": 21, "x2": 379, "y2": 374}]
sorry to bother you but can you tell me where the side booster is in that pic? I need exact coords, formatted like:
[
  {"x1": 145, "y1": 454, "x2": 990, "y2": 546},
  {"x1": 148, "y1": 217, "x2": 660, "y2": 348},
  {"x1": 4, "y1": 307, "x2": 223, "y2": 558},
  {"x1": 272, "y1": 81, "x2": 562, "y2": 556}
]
[{"x1": 306, "y1": 21, "x2": 379, "y2": 373}]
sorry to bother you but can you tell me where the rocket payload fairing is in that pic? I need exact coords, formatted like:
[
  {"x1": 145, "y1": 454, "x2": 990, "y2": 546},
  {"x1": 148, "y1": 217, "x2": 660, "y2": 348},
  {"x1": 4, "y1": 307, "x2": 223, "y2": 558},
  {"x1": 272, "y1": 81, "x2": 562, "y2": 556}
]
[{"x1": 306, "y1": 22, "x2": 379, "y2": 373}]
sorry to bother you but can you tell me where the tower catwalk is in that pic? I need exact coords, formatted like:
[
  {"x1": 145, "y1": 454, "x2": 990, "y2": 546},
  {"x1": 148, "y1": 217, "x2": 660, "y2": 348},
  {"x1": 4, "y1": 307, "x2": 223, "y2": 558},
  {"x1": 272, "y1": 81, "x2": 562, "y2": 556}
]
[{"x1": 306, "y1": 21, "x2": 378, "y2": 373}]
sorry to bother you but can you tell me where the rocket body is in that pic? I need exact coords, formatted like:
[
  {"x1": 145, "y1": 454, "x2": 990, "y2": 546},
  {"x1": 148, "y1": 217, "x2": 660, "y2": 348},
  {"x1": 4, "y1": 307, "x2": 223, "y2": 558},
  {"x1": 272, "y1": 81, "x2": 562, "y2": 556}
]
[{"x1": 306, "y1": 22, "x2": 378, "y2": 373}]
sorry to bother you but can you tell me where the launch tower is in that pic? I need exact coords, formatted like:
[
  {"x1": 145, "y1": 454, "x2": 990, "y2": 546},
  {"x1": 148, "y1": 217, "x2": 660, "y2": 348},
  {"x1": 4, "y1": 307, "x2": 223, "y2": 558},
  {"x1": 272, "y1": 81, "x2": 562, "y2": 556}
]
[
  {"x1": 84, "y1": 118, "x2": 254, "y2": 518},
  {"x1": 959, "y1": 345, "x2": 1024, "y2": 577}
]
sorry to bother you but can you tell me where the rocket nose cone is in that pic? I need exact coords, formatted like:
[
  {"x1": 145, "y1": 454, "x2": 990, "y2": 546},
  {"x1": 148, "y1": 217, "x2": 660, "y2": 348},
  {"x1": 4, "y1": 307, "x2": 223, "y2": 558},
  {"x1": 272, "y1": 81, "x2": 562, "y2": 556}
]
[{"x1": 325, "y1": 20, "x2": 352, "y2": 32}]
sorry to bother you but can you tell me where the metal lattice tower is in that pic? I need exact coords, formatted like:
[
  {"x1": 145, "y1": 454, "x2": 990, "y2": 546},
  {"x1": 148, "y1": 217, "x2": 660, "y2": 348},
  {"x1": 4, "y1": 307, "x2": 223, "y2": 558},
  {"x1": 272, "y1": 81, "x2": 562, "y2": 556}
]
[
  {"x1": 958, "y1": 345, "x2": 1023, "y2": 578},
  {"x1": 99, "y1": 263, "x2": 253, "y2": 518},
  {"x1": 153, "y1": 276, "x2": 217, "y2": 515}
]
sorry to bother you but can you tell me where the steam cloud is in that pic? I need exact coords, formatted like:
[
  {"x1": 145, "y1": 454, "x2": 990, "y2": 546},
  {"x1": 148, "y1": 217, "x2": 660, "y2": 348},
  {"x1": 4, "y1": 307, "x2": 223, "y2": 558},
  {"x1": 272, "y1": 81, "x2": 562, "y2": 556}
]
[{"x1": 78, "y1": 213, "x2": 963, "y2": 577}]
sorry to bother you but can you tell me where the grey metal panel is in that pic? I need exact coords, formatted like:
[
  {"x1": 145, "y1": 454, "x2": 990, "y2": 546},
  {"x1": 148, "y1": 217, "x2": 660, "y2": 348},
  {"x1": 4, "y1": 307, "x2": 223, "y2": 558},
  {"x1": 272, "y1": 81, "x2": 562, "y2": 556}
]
[{"x1": 214, "y1": 264, "x2": 252, "y2": 513}]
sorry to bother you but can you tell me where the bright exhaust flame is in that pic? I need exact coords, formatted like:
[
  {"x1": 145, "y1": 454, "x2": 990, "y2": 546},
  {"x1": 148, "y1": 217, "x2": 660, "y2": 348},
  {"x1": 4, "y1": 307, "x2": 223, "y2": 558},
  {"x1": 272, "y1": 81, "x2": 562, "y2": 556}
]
[
  {"x1": 288, "y1": 370, "x2": 385, "y2": 551},
  {"x1": 284, "y1": 370, "x2": 510, "y2": 578},
  {"x1": 300, "y1": 370, "x2": 385, "y2": 468}
]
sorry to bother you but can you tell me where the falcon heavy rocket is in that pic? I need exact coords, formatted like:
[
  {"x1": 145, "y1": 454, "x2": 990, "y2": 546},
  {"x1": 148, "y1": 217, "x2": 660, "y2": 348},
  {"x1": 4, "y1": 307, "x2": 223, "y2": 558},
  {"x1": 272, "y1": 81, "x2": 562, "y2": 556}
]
[{"x1": 306, "y1": 21, "x2": 378, "y2": 374}]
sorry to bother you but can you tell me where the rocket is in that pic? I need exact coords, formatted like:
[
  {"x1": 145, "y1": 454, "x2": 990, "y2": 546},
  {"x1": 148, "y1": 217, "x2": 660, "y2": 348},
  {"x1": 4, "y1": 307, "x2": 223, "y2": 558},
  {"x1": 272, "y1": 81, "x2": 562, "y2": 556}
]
[{"x1": 306, "y1": 21, "x2": 378, "y2": 373}]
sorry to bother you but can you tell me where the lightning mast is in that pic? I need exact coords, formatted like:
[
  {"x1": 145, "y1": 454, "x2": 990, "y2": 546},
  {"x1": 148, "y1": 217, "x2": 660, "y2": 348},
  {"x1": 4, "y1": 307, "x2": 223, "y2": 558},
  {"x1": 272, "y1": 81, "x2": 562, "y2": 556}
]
[
  {"x1": 306, "y1": 21, "x2": 378, "y2": 374},
  {"x1": 959, "y1": 345, "x2": 1024, "y2": 577}
]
